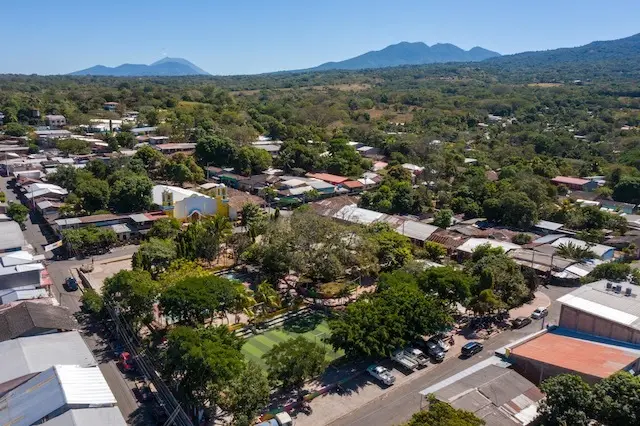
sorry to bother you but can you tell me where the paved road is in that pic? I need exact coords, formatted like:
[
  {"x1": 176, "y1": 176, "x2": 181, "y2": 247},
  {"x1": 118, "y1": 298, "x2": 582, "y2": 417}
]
[
  {"x1": 1, "y1": 176, "x2": 141, "y2": 423},
  {"x1": 328, "y1": 285, "x2": 574, "y2": 426}
]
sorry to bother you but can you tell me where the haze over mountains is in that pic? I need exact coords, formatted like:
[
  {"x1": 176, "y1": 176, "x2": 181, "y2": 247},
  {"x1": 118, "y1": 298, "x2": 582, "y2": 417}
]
[
  {"x1": 67, "y1": 32, "x2": 640, "y2": 76},
  {"x1": 69, "y1": 57, "x2": 210, "y2": 76},
  {"x1": 307, "y1": 42, "x2": 501, "y2": 71}
]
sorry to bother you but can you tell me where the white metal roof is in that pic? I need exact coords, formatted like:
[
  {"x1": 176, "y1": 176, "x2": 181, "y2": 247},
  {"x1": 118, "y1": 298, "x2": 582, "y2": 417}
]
[
  {"x1": 333, "y1": 205, "x2": 385, "y2": 225},
  {"x1": 0, "y1": 365, "x2": 115, "y2": 426},
  {"x1": 0, "y1": 331, "x2": 95, "y2": 388},
  {"x1": 0, "y1": 251, "x2": 37, "y2": 267},
  {"x1": 392, "y1": 220, "x2": 439, "y2": 242},
  {"x1": 457, "y1": 238, "x2": 520, "y2": 254},
  {"x1": 0, "y1": 221, "x2": 25, "y2": 251},
  {"x1": 40, "y1": 407, "x2": 126, "y2": 426},
  {"x1": 558, "y1": 294, "x2": 639, "y2": 326},
  {"x1": 551, "y1": 237, "x2": 614, "y2": 258},
  {"x1": 534, "y1": 220, "x2": 564, "y2": 231},
  {"x1": 402, "y1": 163, "x2": 425, "y2": 172}
]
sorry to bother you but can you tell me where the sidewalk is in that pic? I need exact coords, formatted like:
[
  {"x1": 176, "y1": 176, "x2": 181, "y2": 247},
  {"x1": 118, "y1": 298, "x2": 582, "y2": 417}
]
[{"x1": 509, "y1": 291, "x2": 550, "y2": 318}]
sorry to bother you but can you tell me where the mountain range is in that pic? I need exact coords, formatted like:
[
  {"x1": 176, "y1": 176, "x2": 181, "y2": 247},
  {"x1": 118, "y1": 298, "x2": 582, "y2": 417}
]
[
  {"x1": 307, "y1": 42, "x2": 501, "y2": 71},
  {"x1": 67, "y1": 32, "x2": 640, "y2": 76},
  {"x1": 69, "y1": 57, "x2": 210, "y2": 76}
]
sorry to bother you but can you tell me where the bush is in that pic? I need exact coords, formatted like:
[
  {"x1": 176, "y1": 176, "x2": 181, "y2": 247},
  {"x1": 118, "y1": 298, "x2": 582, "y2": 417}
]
[
  {"x1": 81, "y1": 289, "x2": 104, "y2": 316},
  {"x1": 512, "y1": 233, "x2": 532, "y2": 245}
]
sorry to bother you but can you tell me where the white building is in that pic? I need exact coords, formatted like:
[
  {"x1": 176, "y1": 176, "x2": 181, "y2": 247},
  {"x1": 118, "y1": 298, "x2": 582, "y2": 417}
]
[{"x1": 152, "y1": 184, "x2": 230, "y2": 220}]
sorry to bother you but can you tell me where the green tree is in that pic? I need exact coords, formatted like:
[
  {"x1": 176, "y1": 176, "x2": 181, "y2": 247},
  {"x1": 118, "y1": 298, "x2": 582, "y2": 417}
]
[
  {"x1": 4, "y1": 122, "x2": 28, "y2": 137},
  {"x1": 592, "y1": 372, "x2": 640, "y2": 426},
  {"x1": 368, "y1": 223, "x2": 413, "y2": 271},
  {"x1": 263, "y1": 336, "x2": 328, "y2": 390},
  {"x1": 556, "y1": 241, "x2": 597, "y2": 261},
  {"x1": 433, "y1": 209, "x2": 453, "y2": 228},
  {"x1": 467, "y1": 248, "x2": 529, "y2": 307},
  {"x1": 109, "y1": 171, "x2": 153, "y2": 213},
  {"x1": 419, "y1": 266, "x2": 473, "y2": 306},
  {"x1": 85, "y1": 159, "x2": 109, "y2": 179},
  {"x1": 102, "y1": 270, "x2": 159, "y2": 327},
  {"x1": 329, "y1": 277, "x2": 452, "y2": 358},
  {"x1": 157, "y1": 259, "x2": 209, "y2": 288},
  {"x1": 219, "y1": 361, "x2": 270, "y2": 426},
  {"x1": 163, "y1": 326, "x2": 245, "y2": 411},
  {"x1": 483, "y1": 192, "x2": 538, "y2": 228},
  {"x1": 176, "y1": 215, "x2": 232, "y2": 261},
  {"x1": 405, "y1": 395, "x2": 485, "y2": 426},
  {"x1": 132, "y1": 237, "x2": 177, "y2": 278},
  {"x1": 80, "y1": 289, "x2": 104, "y2": 317},
  {"x1": 613, "y1": 176, "x2": 640, "y2": 205},
  {"x1": 422, "y1": 241, "x2": 447, "y2": 261},
  {"x1": 512, "y1": 233, "x2": 532, "y2": 245},
  {"x1": 61, "y1": 226, "x2": 117, "y2": 256},
  {"x1": 74, "y1": 178, "x2": 110, "y2": 213},
  {"x1": 115, "y1": 131, "x2": 136, "y2": 149},
  {"x1": 586, "y1": 262, "x2": 631, "y2": 283},
  {"x1": 147, "y1": 217, "x2": 182, "y2": 240},
  {"x1": 56, "y1": 139, "x2": 91, "y2": 155},
  {"x1": 133, "y1": 145, "x2": 165, "y2": 176},
  {"x1": 159, "y1": 275, "x2": 242, "y2": 325},
  {"x1": 253, "y1": 282, "x2": 280, "y2": 314},
  {"x1": 7, "y1": 202, "x2": 29, "y2": 227},
  {"x1": 538, "y1": 375, "x2": 593, "y2": 426}
]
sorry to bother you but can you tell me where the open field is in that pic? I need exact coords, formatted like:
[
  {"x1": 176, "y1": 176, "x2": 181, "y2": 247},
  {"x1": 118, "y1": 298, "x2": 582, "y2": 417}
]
[{"x1": 241, "y1": 315, "x2": 343, "y2": 368}]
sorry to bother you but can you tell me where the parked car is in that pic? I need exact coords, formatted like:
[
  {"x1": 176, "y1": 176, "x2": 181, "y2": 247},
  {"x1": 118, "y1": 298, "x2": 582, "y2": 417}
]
[
  {"x1": 531, "y1": 307, "x2": 548, "y2": 319},
  {"x1": 367, "y1": 364, "x2": 396, "y2": 386},
  {"x1": 428, "y1": 336, "x2": 450, "y2": 352},
  {"x1": 461, "y1": 342, "x2": 483, "y2": 358},
  {"x1": 405, "y1": 347, "x2": 429, "y2": 367},
  {"x1": 422, "y1": 340, "x2": 445, "y2": 362},
  {"x1": 64, "y1": 277, "x2": 78, "y2": 291},
  {"x1": 512, "y1": 316, "x2": 532, "y2": 329}
]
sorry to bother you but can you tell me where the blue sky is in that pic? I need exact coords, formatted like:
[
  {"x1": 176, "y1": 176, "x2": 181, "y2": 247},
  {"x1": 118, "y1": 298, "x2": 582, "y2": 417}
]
[{"x1": 4, "y1": 0, "x2": 640, "y2": 75}]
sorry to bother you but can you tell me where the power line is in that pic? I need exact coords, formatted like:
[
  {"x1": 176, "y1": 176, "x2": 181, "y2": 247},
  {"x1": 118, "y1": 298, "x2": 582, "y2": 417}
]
[{"x1": 104, "y1": 303, "x2": 194, "y2": 426}]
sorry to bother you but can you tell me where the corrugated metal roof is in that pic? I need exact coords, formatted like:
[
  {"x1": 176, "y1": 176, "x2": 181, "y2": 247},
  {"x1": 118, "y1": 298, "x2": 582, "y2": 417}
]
[
  {"x1": 457, "y1": 238, "x2": 520, "y2": 254},
  {"x1": 0, "y1": 331, "x2": 96, "y2": 387},
  {"x1": 390, "y1": 218, "x2": 439, "y2": 242},
  {"x1": 0, "y1": 365, "x2": 115, "y2": 426},
  {"x1": 40, "y1": 407, "x2": 126, "y2": 426},
  {"x1": 0, "y1": 221, "x2": 25, "y2": 251},
  {"x1": 551, "y1": 237, "x2": 614, "y2": 258},
  {"x1": 333, "y1": 205, "x2": 386, "y2": 225},
  {"x1": 534, "y1": 220, "x2": 564, "y2": 231}
]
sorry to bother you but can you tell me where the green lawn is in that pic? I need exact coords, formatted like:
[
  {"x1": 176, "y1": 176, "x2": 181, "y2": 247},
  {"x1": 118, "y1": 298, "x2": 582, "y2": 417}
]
[{"x1": 241, "y1": 317, "x2": 344, "y2": 368}]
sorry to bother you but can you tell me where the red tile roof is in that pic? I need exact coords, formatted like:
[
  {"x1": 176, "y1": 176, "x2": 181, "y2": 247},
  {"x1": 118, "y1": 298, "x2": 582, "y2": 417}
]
[
  {"x1": 551, "y1": 176, "x2": 590, "y2": 186},
  {"x1": 306, "y1": 173, "x2": 349, "y2": 184},
  {"x1": 511, "y1": 333, "x2": 638, "y2": 379},
  {"x1": 342, "y1": 180, "x2": 364, "y2": 189}
]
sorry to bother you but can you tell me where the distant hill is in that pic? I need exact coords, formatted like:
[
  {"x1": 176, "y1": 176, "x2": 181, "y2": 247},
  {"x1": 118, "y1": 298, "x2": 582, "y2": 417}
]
[
  {"x1": 69, "y1": 58, "x2": 210, "y2": 76},
  {"x1": 307, "y1": 42, "x2": 501, "y2": 71},
  {"x1": 485, "y1": 32, "x2": 640, "y2": 68}
]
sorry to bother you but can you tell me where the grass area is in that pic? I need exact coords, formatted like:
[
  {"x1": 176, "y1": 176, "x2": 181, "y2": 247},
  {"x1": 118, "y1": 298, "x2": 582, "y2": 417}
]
[{"x1": 241, "y1": 315, "x2": 344, "y2": 369}]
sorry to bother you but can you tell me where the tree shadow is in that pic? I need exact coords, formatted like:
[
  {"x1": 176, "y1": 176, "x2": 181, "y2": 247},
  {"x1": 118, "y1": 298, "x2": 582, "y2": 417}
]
[{"x1": 282, "y1": 311, "x2": 326, "y2": 334}]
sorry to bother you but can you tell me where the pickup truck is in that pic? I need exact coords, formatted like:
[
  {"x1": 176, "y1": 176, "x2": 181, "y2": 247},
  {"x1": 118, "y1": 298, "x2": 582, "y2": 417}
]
[
  {"x1": 392, "y1": 349, "x2": 419, "y2": 370},
  {"x1": 367, "y1": 364, "x2": 396, "y2": 386},
  {"x1": 404, "y1": 347, "x2": 429, "y2": 367}
]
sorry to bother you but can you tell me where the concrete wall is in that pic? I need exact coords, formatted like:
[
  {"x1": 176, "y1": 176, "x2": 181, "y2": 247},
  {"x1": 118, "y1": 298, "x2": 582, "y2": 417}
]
[{"x1": 559, "y1": 305, "x2": 640, "y2": 344}]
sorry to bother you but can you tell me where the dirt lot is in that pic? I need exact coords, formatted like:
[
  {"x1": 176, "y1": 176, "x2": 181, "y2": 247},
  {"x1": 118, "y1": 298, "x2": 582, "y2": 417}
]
[{"x1": 80, "y1": 255, "x2": 133, "y2": 293}]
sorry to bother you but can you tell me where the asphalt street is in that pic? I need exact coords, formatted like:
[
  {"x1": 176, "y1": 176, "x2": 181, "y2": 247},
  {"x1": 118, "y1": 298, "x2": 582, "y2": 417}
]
[
  {"x1": 329, "y1": 285, "x2": 572, "y2": 426},
  {"x1": 1, "y1": 176, "x2": 142, "y2": 423}
]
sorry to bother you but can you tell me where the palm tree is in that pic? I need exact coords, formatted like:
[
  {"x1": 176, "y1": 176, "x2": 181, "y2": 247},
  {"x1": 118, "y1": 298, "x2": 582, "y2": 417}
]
[
  {"x1": 254, "y1": 282, "x2": 280, "y2": 314},
  {"x1": 556, "y1": 241, "x2": 597, "y2": 261},
  {"x1": 234, "y1": 286, "x2": 256, "y2": 323}
]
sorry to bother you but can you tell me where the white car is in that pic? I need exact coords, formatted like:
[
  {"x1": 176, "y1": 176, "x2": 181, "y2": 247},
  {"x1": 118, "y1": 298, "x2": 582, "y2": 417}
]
[
  {"x1": 531, "y1": 307, "x2": 549, "y2": 319},
  {"x1": 367, "y1": 364, "x2": 396, "y2": 386}
]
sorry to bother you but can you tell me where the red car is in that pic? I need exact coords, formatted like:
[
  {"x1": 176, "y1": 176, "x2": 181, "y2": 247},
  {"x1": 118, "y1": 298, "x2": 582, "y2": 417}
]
[{"x1": 119, "y1": 352, "x2": 135, "y2": 371}]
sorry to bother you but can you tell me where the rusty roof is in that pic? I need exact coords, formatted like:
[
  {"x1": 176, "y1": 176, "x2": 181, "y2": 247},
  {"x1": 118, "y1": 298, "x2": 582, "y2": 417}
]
[{"x1": 511, "y1": 333, "x2": 639, "y2": 379}]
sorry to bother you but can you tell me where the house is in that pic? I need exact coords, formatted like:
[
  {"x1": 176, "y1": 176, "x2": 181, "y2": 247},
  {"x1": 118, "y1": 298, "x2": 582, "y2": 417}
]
[
  {"x1": 40, "y1": 407, "x2": 127, "y2": 426},
  {"x1": 152, "y1": 184, "x2": 229, "y2": 221},
  {"x1": 305, "y1": 172, "x2": 349, "y2": 186},
  {"x1": 401, "y1": 163, "x2": 425, "y2": 175},
  {"x1": 251, "y1": 143, "x2": 282, "y2": 157},
  {"x1": 102, "y1": 102, "x2": 119, "y2": 111},
  {"x1": 154, "y1": 143, "x2": 196, "y2": 155},
  {"x1": 384, "y1": 217, "x2": 439, "y2": 245},
  {"x1": 357, "y1": 146, "x2": 383, "y2": 159},
  {"x1": 625, "y1": 214, "x2": 640, "y2": 231},
  {"x1": 34, "y1": 130, "x2": 72, "y2": 145},
  {"x1": 550, "y1": 237, "x2": 615, "y2": 260},
  {"x1": 428, "y1": 230, "x2": 468, "y2": 255},
  {"x1": 306, "y1": 179, "x2": 335, "y2": 194},
  {"x1": 357, "y1": 177, "x2": 379, "y2": 189},
  {"x1": 551, "y1": 176, "x2": 598, "y2": 192},
  {"x1": 533, "y1": 220, "x2": 565, "y2": 235},
  {"x1": 333, "y1": 204, "x2": 386, "y2": 226},
  {"x1": 148, "y1": 135, "x2": 170, "y2": 145},
  {"x1": 53, "y1": 211, "x2": 167, "y2": 240},
  {"x1": 34, "y1": 199, "x2": 61, "y2": 220},
  {"x1": 22, "y1": 183, "x2": 68, "y2": 204},
  {"x1": 341, "y1": 180, "x2": 364, "y2": 193},
  {"x1": 600, "y1": 199, "x2": 636, "y2": 215},
  {"x1": 419, "y1": 361, "x2": 543, "y2": 425},
  {"x1": 44, "y1": 115, "x2": 66, "y2": 128},
  {"x1": 0, "y1": 365, "x2": 123, "y2": 426},
  {"x1": 372, "y1": 161, "x2": 388, "y2": 172},
  {"x1": 226, "y1": 188, "x2": 267, "y2": 219},
  {"x1": 509, "y1": 248, "x2": 575, "y2": 274},
  {"x1": 130, "y1": 126, "x2": 157, "y2": 135},
  {"x1": 0, "y1": 302, "x2": 78, "y2": 342},
  {"x1": 0, "y1": 222, "x2": 25, "y2": 253},
  {"x1": 456, "y1": 238, "x2": 520, "y2": 260},
  {"x1": 506, "y1": 328, "x2": 640, "y2": 384},
  {"x1": 311, "y1": 196, "x2": 357, "y2": 218},
  {"x1": 0, "y1": 331, "x2": 96, "y2": 393},
  {"x1": 558, "y1": 280, "x2": 640, "y2": 344}
]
